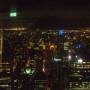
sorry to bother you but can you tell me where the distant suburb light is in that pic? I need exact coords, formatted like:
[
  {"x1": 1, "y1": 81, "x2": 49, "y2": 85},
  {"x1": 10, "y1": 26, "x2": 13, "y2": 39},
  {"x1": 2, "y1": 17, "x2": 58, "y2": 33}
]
[{"x1": 4, "y1": 27, "x2": 26, "y2": 31}]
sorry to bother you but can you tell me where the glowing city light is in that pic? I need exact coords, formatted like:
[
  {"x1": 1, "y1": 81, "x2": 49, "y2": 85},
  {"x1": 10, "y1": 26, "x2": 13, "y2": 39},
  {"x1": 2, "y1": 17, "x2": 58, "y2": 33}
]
[
  {"x1": 50, "y1": 45, "x2": 54, "y2": 48},
  {"x1": 54, "y1": 57, "x2": 61, "y2": 62},
  {"x1": 68, "y1": 55, "x2": 72, "y2": 60},
  {"x1": 10, "y1": 12, "x2": 17, "y2": 17},
  {"x1": 42, "y1": 68, "x2": 45, "y2": 72},
  {"x1": 25, "y1": 68, "x2": 35, "y2": 75},
  {"x1": 59, "y1": 29, "x2": 65, "y2": 36},
  {"x1": 77, "y1": 58, "x2": 83, "y2": 64},
  {"x1": 25, "y1": 68, "x2": 31, "y2": 74},
  {"x1": 10, "y1": 8, "x2": 17, "y2": 17},
  {"x1": 75, "y1": 55, "x2": 78, "y2": 58},
  {"x1": 50, "y1": 45, "x2": 55, "y2": 50}
]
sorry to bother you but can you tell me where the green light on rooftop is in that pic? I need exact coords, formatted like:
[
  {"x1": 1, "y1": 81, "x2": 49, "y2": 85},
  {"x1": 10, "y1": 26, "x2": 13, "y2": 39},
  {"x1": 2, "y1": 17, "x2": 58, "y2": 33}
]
[
  {"x1": 10, "y1": 8, "x2": 17, "y2": 17},
  {"x1": 10, "y1": 12, "x2": 17, "y2": 17}
]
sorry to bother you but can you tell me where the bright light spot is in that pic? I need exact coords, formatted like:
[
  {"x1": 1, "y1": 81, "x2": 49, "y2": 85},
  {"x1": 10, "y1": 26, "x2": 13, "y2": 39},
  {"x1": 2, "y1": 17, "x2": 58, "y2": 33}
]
[
  {"x1": 59, "y1": 29, "x2": 64, "y2": 36},
  {"x1": 54, "y1": 58, "x2": 61, "y2": 62},
  {"x1": 68, "y1": 55, "x2": 72, "y2": 60},
  {"x1": 78, "y1": 58, "x2": 83, "y2": 64},
  {"x1": 10, "y1": 12, "x2": 17, "y2": 17},
  {"x1": 25, "y1": 68, "x2": 31, "y2": 74},
  {"x1": 50, "y1": 45, "x2": 54, "y2": 48},
  {"x1": 75, "y1": 55, "x2": 78, "y2": 58},
  {"x1": 25, "y1": 68, "x2": 35, "y2": 75},
  {"x1": 50, "y1": 45, "x2": 55, "y2": 50},
  {"x1": 42, "y1": 68, "x2": 45, "y2": 72}
]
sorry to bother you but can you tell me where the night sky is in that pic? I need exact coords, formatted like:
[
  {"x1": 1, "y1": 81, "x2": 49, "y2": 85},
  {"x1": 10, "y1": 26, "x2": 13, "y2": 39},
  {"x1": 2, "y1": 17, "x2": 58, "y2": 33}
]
[
  {"x1": 0, "y1": 0, "x2": 90, "y2": 11},
  {"x1": 0, "y1": 0, "x2": 90, "y2": 28}
]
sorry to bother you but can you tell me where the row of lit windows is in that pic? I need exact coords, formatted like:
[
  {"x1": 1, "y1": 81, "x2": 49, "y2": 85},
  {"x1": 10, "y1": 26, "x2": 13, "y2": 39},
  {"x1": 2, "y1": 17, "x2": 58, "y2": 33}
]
[
  {"x1": 76, "y1": 65, "x2": 90, "y2": 67},
  {"x1": 76, "y1": 66, "x2": 90, "y2": 69},
  {"x1": 72, "y1": 62, "x2": 90, "y2": 64},
  {"x1": 71, "y1": 63, "x2": 90, "y2": 69},
  {"x1": 72, "y1": 66, "x2": 90, "y2": 69},
  {"x1": 73, "y1": 70, "x2": 90, "y2": 73},
  {"x1": 69, "y1": 82, "x2": 90, "y2": 88}
]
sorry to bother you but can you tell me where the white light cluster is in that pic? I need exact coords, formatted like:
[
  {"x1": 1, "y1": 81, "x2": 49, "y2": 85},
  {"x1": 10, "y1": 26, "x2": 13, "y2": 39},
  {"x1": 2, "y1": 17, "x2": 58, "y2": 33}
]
[{"x1": 77, "y1": 58, "x2": 83, "y2": 64}]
